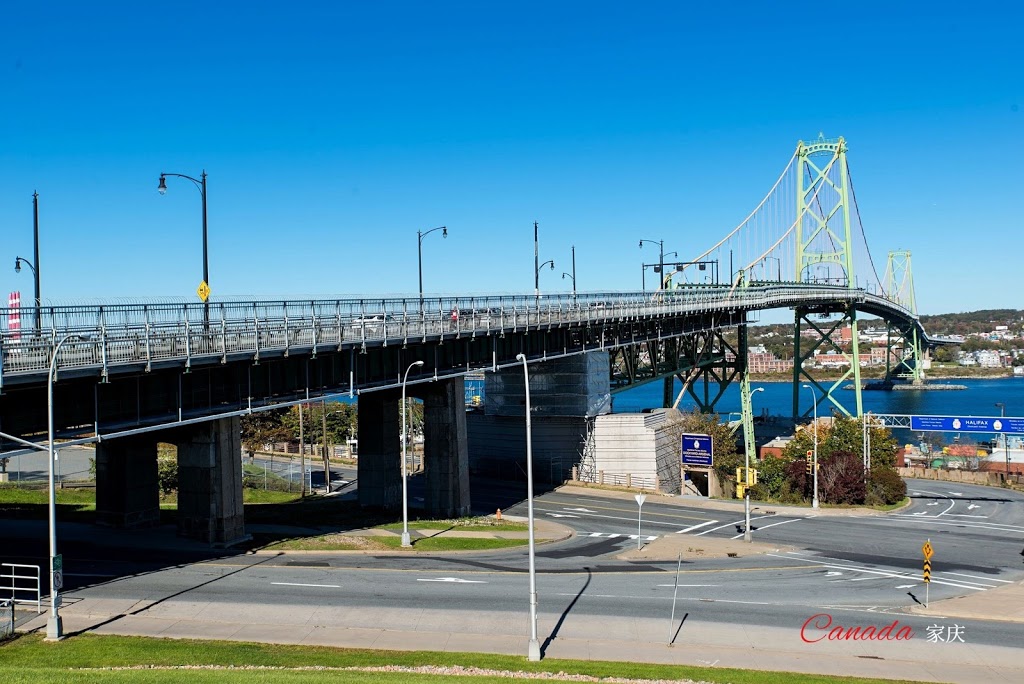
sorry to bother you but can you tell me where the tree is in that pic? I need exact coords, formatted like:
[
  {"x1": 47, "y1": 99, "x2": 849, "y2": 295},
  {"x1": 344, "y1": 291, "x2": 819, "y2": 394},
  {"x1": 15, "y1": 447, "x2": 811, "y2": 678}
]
[
  {"x1": 818, "y1": 451, "x2": 867, "y2": 504},
  {"x1": 782, "y1": 415, "x2": 898, "y2": 471},
  {"x1": 240, "y1": 408, "x2": 292, "y2": 454}
]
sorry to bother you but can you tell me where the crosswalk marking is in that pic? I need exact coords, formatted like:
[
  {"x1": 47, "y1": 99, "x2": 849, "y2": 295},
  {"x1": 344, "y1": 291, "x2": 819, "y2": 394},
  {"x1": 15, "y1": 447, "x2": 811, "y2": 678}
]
[{"x1": 582, "y1": 532, "x2": 658, "y2": 541}]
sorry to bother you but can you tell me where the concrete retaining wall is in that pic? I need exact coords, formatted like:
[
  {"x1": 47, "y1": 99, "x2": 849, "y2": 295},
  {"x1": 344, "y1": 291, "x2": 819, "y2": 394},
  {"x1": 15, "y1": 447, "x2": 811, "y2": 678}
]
[{"x1": 898, "y1": 467, "x2": 1024, "y2": 488}]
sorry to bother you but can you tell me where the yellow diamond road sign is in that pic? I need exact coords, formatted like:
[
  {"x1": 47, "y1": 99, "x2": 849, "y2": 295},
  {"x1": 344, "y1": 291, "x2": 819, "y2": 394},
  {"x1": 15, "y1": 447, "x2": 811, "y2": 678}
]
[
  {"x1": 197, "y1": 280, "x2": 211, "y2": 303},
  {"x1": 922, "y1": 540, "x2": 934, "y2": 560}
]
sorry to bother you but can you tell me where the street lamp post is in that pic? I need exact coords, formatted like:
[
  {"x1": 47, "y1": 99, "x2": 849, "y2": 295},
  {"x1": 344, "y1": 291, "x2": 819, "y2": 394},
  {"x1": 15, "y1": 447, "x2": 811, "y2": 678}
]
[
  {"x1": 14, "y1": 192, "x2": 42, "y2": 331},
  {"x1": 996, "y1": 403, "x2": 1009, "y2": 476},
  {"x1": 158, "y1": 171, "x2": 209, "y2": 325},
  {"x1": 803, "y1": 384, "x2": 819, "y2": 509},
  {"x1": 46, "y1": 333, "x2": 81, "y2": 640},
  {"x1": 639, "y1": 239, "x2": 664, "y2": 291},
  {"x1": 745, "y1": 387, "x2": 765, "y2": 542},
  {"x1": 516, "y1": 353, "x2": 541, "y2": 661},
  {"x1": 533, "y1": 221, "x2": 554, "y2": 299},
  {"x1": 401, "y1": 360, "x2": 425, "y2": 547},
  {"x1": 560, "y1": 245, "x2": 577, "y2": 297},
  {"x1": 417, "y1": 226, "x2": 447, "y2": 306}
]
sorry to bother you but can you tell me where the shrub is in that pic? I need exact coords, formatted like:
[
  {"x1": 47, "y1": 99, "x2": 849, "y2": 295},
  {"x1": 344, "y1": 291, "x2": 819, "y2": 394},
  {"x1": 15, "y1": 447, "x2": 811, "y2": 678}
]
[
  {"x1": 868, "y1": 467, "x2": 907, "y2": 505},
  {"x1": 820, "y1": 451, "x2": 866, "y2": 505},
  {"x1": 157, "y1": 457, "x2": 178, "y2": 495},
  {"x1": 747, "y1": 483, "x2": 771, "y2": 501}
]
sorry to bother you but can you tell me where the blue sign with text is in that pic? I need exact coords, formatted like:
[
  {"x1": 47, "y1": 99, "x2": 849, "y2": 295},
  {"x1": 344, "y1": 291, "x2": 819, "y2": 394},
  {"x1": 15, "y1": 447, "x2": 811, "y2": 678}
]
[
  {"x1": 681, "y1": 433, "x2": 714, "y2": 466},
  {"x1": 909, "y1": 415, "x2": 1024, "y2": 434}
]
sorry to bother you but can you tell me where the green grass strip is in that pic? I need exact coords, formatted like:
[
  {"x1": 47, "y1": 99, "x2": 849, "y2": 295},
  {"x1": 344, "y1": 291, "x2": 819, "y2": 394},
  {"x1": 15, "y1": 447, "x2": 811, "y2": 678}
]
[{"x1": 0, "y1": 634, "x2": 926, "y2": 684}]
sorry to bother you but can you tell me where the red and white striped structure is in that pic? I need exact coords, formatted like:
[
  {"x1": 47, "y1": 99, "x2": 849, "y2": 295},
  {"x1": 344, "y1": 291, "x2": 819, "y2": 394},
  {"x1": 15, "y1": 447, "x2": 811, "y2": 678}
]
[{"x1": 6, "y1": 291, "x2": 20, "y2": 340}]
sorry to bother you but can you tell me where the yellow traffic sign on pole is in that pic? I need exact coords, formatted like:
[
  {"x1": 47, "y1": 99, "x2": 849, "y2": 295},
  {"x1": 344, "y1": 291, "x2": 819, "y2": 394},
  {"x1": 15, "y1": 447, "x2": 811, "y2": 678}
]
[
  {"x1": 923, "y1": 559, "x2": 931, "y2": 583},
  {"x1": 922, "y1": 540, "x2": 934, "y2": 560},
  {"x1": 196, "y1": 280, "x2": 211, "y2": 302}
]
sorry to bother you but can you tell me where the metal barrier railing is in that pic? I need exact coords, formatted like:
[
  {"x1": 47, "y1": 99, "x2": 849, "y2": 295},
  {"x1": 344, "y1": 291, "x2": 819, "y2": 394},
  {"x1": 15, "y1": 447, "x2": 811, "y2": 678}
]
[
  {"x1": 1, "y1": 563, "x2": 42, "y2": 614},
  {"x1": 0, "y1": 285, "x2": 918, "y2": 382},
  {"x1": 0, "y1": 598, "x2": 13, "y2": 641}
]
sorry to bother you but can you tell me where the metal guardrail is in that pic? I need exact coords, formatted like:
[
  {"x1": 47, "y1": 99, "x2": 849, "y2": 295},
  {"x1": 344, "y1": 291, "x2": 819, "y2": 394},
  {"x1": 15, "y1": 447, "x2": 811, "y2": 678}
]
[
  {"x1": 0, "y1": 598, "x2": 12, "y2": 641},
  {"x1": 0, "y1": 285, "x2": 917, "y2": 385},
  {"x1": 1, "y1": 563, "x2": 42, "y2": 614}
]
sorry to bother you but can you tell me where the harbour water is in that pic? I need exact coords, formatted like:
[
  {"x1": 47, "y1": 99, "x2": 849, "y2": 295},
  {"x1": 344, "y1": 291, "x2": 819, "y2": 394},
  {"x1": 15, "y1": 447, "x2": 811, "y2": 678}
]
[{"x1": 612, "y1": 377, "x2": 1024, "y2": 427}]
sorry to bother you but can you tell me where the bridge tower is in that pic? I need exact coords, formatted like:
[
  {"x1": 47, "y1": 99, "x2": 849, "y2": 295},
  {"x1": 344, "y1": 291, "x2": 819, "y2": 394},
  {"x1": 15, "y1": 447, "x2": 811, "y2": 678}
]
[
  {"x1": 882, "y1": 250, "x2": 924, "y2": 384},
  {"x1": 791, "y1": 135, "x2": 864, "y2": 420}
]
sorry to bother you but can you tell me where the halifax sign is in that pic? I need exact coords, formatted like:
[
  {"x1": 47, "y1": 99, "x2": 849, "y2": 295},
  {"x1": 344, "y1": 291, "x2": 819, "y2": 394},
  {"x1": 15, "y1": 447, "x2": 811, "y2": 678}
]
[{"x1": 910, "y1": 415, "x2": 1024, "y2": 434}]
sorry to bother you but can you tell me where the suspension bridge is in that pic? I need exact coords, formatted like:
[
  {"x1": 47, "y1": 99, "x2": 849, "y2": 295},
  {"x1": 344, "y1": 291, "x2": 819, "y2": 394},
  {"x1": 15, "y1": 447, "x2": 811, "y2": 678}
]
[{"x1": 0, "y1": 135, "x2": 947, "y2": 538}]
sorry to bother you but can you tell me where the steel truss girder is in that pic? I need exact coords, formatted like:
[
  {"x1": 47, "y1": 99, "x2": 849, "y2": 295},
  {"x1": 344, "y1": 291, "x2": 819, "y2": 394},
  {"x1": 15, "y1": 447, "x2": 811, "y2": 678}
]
[
  {"x1": 792, "y1": 304, "x2": 863, "y2": 420},
  {"x1": 883, "y1": 320, "x2": 924, "y2": 384}
]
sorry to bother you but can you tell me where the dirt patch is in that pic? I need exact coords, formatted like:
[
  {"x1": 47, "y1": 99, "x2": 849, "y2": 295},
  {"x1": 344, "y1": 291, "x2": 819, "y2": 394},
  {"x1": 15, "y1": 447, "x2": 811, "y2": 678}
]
[{"x1": 617, "y1": 532, "x2": 792, "y2": 561}]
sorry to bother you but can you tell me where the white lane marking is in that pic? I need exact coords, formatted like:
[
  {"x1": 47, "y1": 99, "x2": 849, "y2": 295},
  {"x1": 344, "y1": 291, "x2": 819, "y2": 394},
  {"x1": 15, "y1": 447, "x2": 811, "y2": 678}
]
[
  {"x1": 729, "y1": 517, "x2": 801, "y2": 539},
  {"x1": 926, "y1": 502, "x2": 939, "y2": 506},
  {"x1": 65, "y1": 572, "x2": 118, "y2": 578},
  {"x1": 826, "y1": 571, "x2": 843, "y2": 577},
  {"x1": 548, "y1": 513, "x2": 579, "y2": 518},
  {"x1": 416, "y1": 577, "x2": 487, "y2": 584},
  {"x1": 534, "y1": 507, "x2": 687, "y2": 529},
  {"x1": 896, "y1": 584, "x2": 916, "y2": 589},
  {"x1": 656, "y1": 584, "x2": 719, "y2": 587},
  {"x1": 937, "y1": 498, "x2": 957, "y2": 516},
  {"x1": 948, "y1": 492, "x2": 963, "y2": 497},
  {"x1": 944, "y1": 572, "x2": 1012, "y2": 584},
  {"x1": 565, "y1": 507, "x2": 596, "y2": 513},
  {"x1": 764, "y1": 554, "x2": 994, "y2": 591},
  {"x1": 271, "y1": 582, "x2": 341, "y2": 588},
  {"x1": 676, "y1": 520, "x2": 718, "y2": 534},
  {"x1": 941, "y1": 513, "x2": 988, "y2": 519},
  {"x1": 696, "y1": 515, "x2": 777, "y2": 536},
  {"x1": 967, "y1": 504, "x2": 980, "y2": 510},
  {"x1": 889, "y1": 516, "x2": 1021, "y2": 533}
]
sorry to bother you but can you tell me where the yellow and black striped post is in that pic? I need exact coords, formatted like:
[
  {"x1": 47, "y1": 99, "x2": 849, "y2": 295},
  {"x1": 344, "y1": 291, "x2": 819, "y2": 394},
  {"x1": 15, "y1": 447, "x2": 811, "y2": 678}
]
[{"x1": 922, "y1": 539, "x2": 934, "y2": 607}]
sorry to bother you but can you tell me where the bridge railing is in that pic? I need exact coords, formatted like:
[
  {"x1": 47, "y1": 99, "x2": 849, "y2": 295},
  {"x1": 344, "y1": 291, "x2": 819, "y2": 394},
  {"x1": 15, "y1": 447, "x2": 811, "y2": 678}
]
[{"x1": 0, "y1": 285, "x2": 910, "y2": 380}]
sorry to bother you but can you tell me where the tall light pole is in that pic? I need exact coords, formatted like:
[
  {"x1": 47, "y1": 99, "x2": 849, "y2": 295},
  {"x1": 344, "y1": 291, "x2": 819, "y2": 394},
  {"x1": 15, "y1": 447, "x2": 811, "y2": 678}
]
[
  {"x1": 46, "y1": 333, "x2": 81, "y2": 640},
  {"x1": 639, "y1": 239, "x2": 664, "y2": 291},
  {"x1": 401, "y1": 360, "x2": 425, "y2": 547},
  {"x1": 561, "y1": 245, "x2": 576, "y2": 297},
  {"x1": 803, "y1": 384, "x2": 819, "y2": 509},
  {"x1": 533, "y1": 221, "x2": 554, "y2": 299},
  {"x1": 744, "y1": 387, "x2": 765, "y2": 543},
  {"x1": 158, "y1": 171, "x2": 209, "y2": 325},
  {"x1": 14, "y1": 192, "x2": 42, "y2": 331},
  {"x1": 996, "y1": 403, "x2": 1009, "y2": 476},
  {"x1": 417, "y1": 226, "x2": 447, "y2": 306},
  {"x1": 516, "y1": 353, "x2": 541, "y2": 661}
]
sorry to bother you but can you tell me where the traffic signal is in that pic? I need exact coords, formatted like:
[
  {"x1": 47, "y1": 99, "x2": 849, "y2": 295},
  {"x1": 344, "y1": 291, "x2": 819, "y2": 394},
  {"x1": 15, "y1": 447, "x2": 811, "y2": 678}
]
[{"x1": 805, "y1": 449, "x2": 814, "y2": 474}]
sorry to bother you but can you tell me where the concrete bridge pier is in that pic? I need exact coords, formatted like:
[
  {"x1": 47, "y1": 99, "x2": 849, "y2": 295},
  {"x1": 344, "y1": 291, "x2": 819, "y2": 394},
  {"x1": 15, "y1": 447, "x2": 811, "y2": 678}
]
[
  {"x1": 172, "y1": 417, "x2": 246, "y2": 544},
  {"x1": 421, "y1": 377, "x2": 471, "y2": 518},
  {"x1": 357, "y1": 390, "x2": 402, "y2": 510},
  {"x1": 95, "y1": 436, "x2": 160, "y2": 529}
]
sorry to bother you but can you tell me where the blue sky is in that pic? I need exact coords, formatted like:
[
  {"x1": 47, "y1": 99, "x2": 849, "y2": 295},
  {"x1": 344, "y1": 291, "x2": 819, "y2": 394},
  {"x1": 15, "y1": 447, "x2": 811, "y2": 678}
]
[{"x1": 1, "y1": 1, "x2": 1020, "y2": 315}]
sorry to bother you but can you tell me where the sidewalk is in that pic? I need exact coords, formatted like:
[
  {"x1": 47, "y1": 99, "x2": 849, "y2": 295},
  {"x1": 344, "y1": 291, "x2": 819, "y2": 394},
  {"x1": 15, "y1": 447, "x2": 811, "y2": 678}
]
[{"x1": 17, "y1": 593, "x2": 1024, "y2": 684}]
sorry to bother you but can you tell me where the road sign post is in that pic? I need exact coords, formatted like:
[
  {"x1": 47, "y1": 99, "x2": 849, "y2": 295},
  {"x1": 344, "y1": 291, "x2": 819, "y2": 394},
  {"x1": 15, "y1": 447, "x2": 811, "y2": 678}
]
[
  {"x1": 635, "y1": 494, "x2": 647, "y2": 550},
  {"x1": 923, "y1": 539, "x2": 933, "y2": 607}
]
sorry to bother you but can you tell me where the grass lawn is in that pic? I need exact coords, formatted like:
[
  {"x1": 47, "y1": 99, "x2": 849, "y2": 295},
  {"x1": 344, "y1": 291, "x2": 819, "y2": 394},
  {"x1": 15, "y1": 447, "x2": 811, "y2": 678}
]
[
  {"x1": 0, "y1": 633, "x2": 924, "y2": 684},
  {"x1": 373, "y1": 536, "x2": 529, "y2": 552}
]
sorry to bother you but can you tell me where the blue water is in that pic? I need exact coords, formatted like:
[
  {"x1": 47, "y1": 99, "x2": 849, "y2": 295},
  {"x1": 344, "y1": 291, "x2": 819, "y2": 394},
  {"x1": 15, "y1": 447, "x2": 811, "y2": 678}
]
[{"x1": 612, "y1": 377, "x2": 1024, "y2": 423}]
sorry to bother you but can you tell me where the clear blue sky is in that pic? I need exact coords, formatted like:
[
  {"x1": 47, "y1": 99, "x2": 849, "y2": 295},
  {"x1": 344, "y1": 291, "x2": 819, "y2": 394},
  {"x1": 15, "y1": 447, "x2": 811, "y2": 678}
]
[{"x1": 1, "y1": 1, "x2": 1020, "y2": 315}]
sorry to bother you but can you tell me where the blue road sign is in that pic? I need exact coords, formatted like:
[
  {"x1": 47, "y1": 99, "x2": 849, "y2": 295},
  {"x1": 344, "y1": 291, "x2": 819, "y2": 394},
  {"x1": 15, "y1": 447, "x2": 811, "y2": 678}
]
[
  {"x1": 910, "y1": 415, "x2": 1024, "y2": 434},
  {"x1": 681, "y1": 433, "x2": 714, "y2": 466}
]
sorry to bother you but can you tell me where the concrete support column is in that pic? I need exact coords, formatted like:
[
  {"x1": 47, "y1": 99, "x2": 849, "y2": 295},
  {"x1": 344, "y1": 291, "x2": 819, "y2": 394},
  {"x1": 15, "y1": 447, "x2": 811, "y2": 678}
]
[
  {"x1": 357, "y1": 390, "x2": 401, "y2": 510},
  {"x1": 95, "y1": 436, "x2": 160, "y2": 528},
  {"x1": 422, "y1": 377, "x2": 471, "y2": 518},
  {"x1": 174, "y1": 417, "x2": 246, "y2": 544}
]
